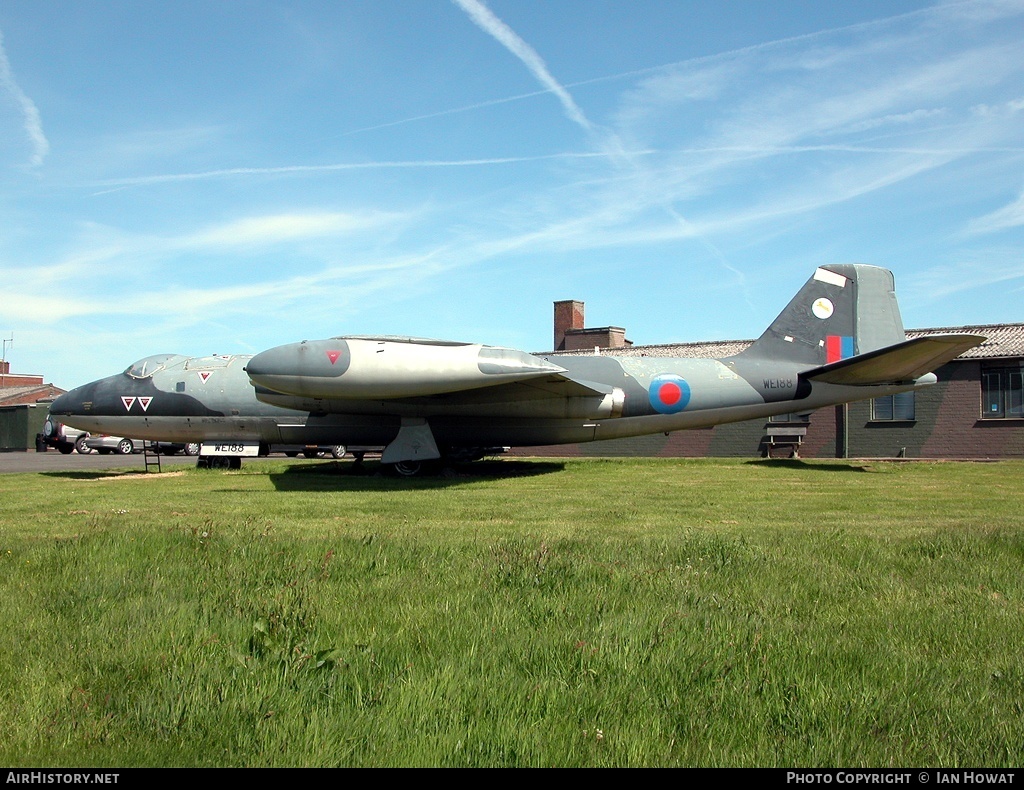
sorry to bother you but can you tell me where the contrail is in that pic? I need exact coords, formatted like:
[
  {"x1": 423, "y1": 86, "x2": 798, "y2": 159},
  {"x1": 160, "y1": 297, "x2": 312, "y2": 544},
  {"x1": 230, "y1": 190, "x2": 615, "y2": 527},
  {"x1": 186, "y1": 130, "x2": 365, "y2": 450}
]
[
  {"x1": 452, "y1": 0, "x2": 593, "y2": 132},
  {"x1": 90, "y1": 151, "x2": 628, "y2": 188},
  {"x1": 452, "y1": 0, "x2": 749, "y2": 294},
  {"x1": 348, "y1": 2, "x2": 948, "y2": 139},
  {"x1": 0, "y1": 27, "x2": 49, "y2": 167}
]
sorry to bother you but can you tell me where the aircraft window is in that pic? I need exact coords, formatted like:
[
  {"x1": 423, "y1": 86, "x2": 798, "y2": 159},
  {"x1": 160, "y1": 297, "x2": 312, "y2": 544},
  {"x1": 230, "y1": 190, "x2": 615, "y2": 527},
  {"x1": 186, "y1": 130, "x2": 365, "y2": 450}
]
[{"x1": 125, "y1": 354, "x2": 184, "y2": 379}]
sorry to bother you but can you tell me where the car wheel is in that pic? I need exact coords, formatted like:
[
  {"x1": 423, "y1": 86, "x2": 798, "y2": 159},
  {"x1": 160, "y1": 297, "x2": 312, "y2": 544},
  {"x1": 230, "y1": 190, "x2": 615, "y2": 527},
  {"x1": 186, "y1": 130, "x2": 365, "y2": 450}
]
[
  {"x1": 185, "y1": 443, "x2": 200, "y2": 456},
  {"x1": 74, "y1": 435, "x2": 92, "y2": 454},
  {"x1": 58, "y1": 442, "x2": 74, "y2": 455},
  {"x1": 330, "y1": 445, "x2": 346, "y2": 459},
  {"x1": 117, "y1": 438, "x2": 134, "y2": 454}
]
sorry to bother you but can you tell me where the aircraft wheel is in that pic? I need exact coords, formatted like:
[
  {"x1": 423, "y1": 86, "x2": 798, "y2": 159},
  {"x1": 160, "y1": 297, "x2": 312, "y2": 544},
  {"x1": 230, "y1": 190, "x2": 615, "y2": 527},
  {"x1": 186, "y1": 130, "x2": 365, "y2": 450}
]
[
  {"x1": 388, "y1": 460, "x2": 442, "y2": 477},
  {"x1": 201, "y1": 456, "x2": 242, "y2": 470},
  {"x1": 390, "y1": 460, "x2": 422, "y2": 477},
  {"x1": 117, "y1": 438, "x2": 134, "y2": 454}
]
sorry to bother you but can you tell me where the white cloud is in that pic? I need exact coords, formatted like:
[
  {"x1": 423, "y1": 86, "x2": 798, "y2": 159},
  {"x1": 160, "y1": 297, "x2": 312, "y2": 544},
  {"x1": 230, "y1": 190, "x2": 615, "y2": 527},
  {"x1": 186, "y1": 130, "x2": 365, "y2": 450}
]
[
  {"x1": 904, "y1": 255, "x2": 1024, "y2": 304},
  {"x1": 184, "y1": 211, "x2": 403, "y2": 248},
  {"x1": 963, "y1": 189, "x2": 1024, "y2": 236}
]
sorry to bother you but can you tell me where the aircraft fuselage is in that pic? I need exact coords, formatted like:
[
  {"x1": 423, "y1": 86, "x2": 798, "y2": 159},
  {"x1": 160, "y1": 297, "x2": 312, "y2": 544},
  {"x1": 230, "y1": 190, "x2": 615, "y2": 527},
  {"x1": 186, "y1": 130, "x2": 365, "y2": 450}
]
[{"x1": 47, "y1": 265, "x2": 983, "y2": 468}]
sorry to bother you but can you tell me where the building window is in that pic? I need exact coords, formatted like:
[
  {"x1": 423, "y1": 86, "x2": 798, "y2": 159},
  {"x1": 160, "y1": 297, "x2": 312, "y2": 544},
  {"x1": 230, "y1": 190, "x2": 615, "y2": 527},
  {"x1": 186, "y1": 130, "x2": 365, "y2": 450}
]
[
  {"x1": 769, "y1": 412, "x2": 811, "y2": 424},
  {"x1": 982, "y1": 366, "x2": 1023, "y2": 419},
  {"x1": 871, "y1": 391, "x2": 915, "y2": 421}
]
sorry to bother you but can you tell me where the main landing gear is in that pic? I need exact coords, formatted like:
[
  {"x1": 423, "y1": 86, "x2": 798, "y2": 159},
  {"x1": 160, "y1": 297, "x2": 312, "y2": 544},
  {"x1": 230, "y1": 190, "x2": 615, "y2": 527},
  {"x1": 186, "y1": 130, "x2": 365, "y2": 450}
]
[{"x1": 196, "y1": 456, "x2": 242, "y2": 470}]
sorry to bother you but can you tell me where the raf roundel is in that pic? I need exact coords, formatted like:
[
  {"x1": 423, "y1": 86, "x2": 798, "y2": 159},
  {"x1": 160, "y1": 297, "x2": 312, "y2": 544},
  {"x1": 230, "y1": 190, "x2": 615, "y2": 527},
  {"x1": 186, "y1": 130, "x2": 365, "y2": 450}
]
[{"x1": 649, "y1": 373, "x2": 691, "y2": 414}]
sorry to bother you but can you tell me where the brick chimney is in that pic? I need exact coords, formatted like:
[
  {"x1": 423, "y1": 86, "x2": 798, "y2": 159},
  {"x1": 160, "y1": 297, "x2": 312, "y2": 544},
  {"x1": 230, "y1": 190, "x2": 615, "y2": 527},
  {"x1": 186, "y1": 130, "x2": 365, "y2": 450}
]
[
  {"x1": 0, "y1": 360, "x2": 8, "y2": 375},
  {"x1": 553, "y1": 300, "x2": 585, "y2": 351}
]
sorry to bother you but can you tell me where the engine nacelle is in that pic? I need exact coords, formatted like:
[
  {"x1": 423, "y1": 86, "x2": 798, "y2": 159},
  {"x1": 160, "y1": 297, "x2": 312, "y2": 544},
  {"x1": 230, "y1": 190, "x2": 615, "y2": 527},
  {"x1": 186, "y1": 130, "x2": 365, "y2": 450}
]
[{"x1": 245, "y1": 336, "x2": 567, "y2": 399}]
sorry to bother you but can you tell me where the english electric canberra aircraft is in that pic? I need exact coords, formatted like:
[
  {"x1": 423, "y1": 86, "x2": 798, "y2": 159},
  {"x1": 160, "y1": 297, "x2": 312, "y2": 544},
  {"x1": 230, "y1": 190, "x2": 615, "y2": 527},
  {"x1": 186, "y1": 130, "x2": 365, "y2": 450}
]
[{"x1": 49, "y1": 264, "x2": 984, "y2": 474}]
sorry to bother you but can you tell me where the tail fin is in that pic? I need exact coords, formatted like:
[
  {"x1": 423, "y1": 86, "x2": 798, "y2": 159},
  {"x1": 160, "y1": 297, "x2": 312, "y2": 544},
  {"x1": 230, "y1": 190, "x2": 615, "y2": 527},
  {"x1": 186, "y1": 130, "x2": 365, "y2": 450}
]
[{"x1": 737, "y1": 264, "x2": 906, "y2": 366}]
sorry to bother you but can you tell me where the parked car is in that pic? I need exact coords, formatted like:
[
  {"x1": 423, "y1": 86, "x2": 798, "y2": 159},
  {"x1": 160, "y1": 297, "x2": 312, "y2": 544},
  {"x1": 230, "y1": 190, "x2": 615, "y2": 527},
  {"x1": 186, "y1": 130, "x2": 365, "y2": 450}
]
[
  {"x1": 271, "y1": 444, "x2": 384, "y2": 460},
  {"x1": 153, "y1": 441, "x2": 201, "y2": 456},
  {"x1": 39, "y1": 417, "x2": 90, "y2": 454},
  {"x1": 273, "y1": 444, "x2": 351, "y2": 459},
  {"x1": 85, "y1": 434, "x2": 146, "y2": 455}
]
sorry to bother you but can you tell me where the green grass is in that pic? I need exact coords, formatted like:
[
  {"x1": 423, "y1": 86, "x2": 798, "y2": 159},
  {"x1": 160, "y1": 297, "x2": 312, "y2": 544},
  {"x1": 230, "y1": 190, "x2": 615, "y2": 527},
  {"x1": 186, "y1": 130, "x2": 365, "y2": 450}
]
[{"x1": 0, "y1": 457, "x2": 1021, "y2": 767}]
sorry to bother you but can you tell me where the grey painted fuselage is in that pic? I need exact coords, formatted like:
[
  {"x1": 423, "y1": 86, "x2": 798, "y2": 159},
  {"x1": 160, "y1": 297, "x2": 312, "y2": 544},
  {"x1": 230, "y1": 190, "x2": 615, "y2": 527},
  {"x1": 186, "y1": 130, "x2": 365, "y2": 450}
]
[{"x1": 48, "y1": 264, "x2": 984, "y2": 465}]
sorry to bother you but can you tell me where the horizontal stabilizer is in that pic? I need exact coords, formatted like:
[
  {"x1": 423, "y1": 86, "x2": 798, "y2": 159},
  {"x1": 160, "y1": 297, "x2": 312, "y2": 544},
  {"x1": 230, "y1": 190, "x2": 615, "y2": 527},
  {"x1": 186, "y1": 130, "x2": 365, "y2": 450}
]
[{"x1": 804, "y1": 333, "x2": 986, "y2": 385}]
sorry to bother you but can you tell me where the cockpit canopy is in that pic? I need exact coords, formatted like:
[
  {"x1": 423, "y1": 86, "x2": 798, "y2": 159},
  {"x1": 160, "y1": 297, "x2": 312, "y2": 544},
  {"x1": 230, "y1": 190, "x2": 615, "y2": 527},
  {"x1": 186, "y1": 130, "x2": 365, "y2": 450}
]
[{"x1": 124, "y1": 354, "x2": 188, "y2": 379}]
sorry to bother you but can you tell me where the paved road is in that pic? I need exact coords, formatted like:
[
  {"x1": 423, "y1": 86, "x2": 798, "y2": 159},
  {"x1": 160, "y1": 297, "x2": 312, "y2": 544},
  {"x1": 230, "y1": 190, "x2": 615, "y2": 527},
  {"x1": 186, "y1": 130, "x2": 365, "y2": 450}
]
[{"x1": 0, "y1": 450, "x2": 212, "y2": 475}]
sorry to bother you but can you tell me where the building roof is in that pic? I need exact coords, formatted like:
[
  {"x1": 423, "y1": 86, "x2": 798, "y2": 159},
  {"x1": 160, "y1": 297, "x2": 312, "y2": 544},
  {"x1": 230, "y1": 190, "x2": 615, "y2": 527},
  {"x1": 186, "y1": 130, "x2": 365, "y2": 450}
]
[
  {"x1": 0, "y1": 384, "x2": 64, "y2": 408},
  {"x1": 546, "y1": 323, "x2": 1024, "y2": 361},
  {"x1": 906, "y1": 323, "x2": 1024, "y2": 359}
]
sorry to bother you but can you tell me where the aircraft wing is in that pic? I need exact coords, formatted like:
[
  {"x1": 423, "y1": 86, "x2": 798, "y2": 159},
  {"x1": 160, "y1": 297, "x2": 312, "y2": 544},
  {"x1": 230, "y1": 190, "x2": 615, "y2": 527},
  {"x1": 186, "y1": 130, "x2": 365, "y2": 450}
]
[{"x1": 804, "y1": 333, "x2": 986, "y2": 386}]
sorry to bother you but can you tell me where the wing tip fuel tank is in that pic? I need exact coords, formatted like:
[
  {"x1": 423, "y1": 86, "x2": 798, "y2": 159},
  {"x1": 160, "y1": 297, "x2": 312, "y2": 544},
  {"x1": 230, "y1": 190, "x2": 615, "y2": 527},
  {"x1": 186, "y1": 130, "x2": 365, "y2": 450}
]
[{"x1": 246, "y1": 336, "x2": 567, "y2": 400}]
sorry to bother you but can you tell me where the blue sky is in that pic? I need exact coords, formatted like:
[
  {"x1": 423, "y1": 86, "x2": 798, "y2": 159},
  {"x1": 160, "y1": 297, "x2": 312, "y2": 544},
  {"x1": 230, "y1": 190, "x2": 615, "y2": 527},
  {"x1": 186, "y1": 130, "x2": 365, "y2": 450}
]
[{"x1": 1, "y1": 0, "x2": 1022, "y2": 389}]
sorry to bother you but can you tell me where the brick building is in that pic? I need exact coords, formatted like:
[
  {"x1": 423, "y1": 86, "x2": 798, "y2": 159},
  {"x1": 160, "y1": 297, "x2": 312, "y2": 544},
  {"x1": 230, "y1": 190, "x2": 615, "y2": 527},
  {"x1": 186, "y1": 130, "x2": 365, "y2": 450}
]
[
  {"x1": 553, "y1": 299, "x2": 632, "y2": 352},
  {"x1": 0, "y1": 361, "x2": 65, "y2": 407},
  {"x1": 0, "y1": 362, "x2": 67, "y2": 451}
]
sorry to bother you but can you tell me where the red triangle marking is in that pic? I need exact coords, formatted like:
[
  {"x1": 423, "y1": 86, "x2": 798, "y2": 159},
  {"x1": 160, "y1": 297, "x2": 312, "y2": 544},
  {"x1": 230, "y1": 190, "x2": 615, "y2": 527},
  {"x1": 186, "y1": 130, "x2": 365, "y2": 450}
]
[
  {"x1": 121, "y1": 396, "x2": 136, "y2": 411},
  {"x1": 327, "y1": 351, "x2": 341, "y2": 365},
  {"x1": 198, "y1": 371, "x2": 212, "y2": 383},
  {"x1": 138, "y1": 397, "x2": 153, "y2": 412}
]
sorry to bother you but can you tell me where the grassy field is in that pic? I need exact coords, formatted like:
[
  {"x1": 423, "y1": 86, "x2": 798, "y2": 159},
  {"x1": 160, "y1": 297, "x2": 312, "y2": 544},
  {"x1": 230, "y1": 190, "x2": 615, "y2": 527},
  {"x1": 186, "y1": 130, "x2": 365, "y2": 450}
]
[{"x1": 0, "y1": 456, "x2": 1021, "y2": 767}]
